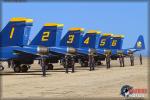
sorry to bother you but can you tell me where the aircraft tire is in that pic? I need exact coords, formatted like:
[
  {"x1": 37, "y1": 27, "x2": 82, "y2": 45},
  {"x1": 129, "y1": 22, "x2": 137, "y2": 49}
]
[
  {"x1": 97, "y1": 61, "x2": 102, "y2": 66},
  {"x1": 81, "y1": 62, "x2": 88, "y2": 67},
  {"x1": 0, "y1": 65, "x2": 4, "y2": 71},
  {"x1": 21, "y1": 65, "x2": 28, "y2": 72},
  {"x1": 14, "y1": 65, "x2": 21, "y2": 73},
  {"x1": 47, "y1": 64, "x2": 54, "y2": 70}
]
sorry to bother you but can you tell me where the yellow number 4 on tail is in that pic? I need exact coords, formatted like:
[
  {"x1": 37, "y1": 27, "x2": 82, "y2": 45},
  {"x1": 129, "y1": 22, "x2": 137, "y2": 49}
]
[{"x1": 84, "y1": 37, "x2": 90, "y2": 44}]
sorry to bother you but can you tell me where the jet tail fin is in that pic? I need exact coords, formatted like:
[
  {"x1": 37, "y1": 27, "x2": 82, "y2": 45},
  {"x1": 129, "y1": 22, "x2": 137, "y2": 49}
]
[
  {"x1": 80, "y1": 30, "x2": 101, "y2": 49},
  {"x1": 60, "y1": 27, "x2": 84, "y2": 48},
  {"x1": 134, "y1": 35, "x2": 145, "y2": 50},
  {"x1": 110, "y1": 35, "x2": 124, "y2": 50},
  {"x1": 0, "y1": 17, "x2": 33, "y2": 47},
  {"x1": 97, "y1": 33, "x2": 113, "y2": 49},
  {"x1": 30, "y1": 23, "x2": 63, "y2": 47}
]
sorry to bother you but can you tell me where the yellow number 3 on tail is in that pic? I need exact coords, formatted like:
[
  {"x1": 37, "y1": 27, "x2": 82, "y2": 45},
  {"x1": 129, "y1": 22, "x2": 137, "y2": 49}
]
[
  {"x1": 67, "y1": 35, "x2": 74, "y2": 43},
  {"x1": 42, "y1": 32, "x2": 50, "y2": 41}
]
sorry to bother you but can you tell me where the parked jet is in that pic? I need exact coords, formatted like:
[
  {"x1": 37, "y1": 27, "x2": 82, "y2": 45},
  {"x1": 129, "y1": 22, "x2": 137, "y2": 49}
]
[
  {"x1": 0, "y1": 17, "x2": 49, "y2": 76},
  {"x1": 108, "y1": 34, "x2": 145, "y2": 67},
  {"x1": 30, "y1": 25, "x2": 84, "y2": 73}
]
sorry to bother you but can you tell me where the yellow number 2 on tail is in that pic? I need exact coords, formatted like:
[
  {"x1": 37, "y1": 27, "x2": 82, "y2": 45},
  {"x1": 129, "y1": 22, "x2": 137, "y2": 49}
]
[
  {"x1": 10, "y1": 27, "x2": 15, "y2": 39},
  {"x1": 42, "y1": 32, "x2": 50, "y2": 41}
]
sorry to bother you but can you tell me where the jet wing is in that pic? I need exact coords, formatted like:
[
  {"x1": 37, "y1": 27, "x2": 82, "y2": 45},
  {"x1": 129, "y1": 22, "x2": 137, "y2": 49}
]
[
  {"x1": 49, "y1": 47, "x2": 68, "y2": 55},
  {"x1": 13, "y1": 50, "x2": 40, "y2": 57}
]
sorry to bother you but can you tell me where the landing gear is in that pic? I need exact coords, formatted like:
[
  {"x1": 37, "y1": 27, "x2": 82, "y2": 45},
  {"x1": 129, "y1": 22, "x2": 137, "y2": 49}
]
[
  {"x1": 97, "y1": 61, "x2": 102, "y2": 66},
  {"x1": 119, "y1": 55, "x2": 125, "y2": 67},
  {"x1": 88, "y1": 55, "x2": 95, "y2": 71},
  {"x1": 21, "y1": 65, "x2": 28, "y2": 72},
  {"x1": 46, "y1": 64, "x2": 54, "y2": 70},
  {"x1": 0, "y1": 63, "x2": 4, "y2": 71},
  {"x1": 64, "y1": 55, "x2": 75, "y2": 73},
  {"x1": 130, "y1": 54, "x2": 134, "y2": 66},
  {"x1": 106, "y1": 54, "x2": 111, "y2": 69},
  {"x1": 13, "y1": 65, "x2": 21, "y2": 73},
  {"x1": 139, "y1": 54, "x2": 142, "y2": 65},
  {"x1": 13, "y1": 64, "x2": 29, "y2": 73},
  {"x1": 81, "y1": 61, "x2": 88, "y2": 67}
]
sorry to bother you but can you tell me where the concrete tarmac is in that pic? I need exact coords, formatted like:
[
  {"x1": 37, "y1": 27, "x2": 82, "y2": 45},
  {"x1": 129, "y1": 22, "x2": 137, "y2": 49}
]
[{"x1": 0, "y1": 57, "x2": 149, "y2": 99}]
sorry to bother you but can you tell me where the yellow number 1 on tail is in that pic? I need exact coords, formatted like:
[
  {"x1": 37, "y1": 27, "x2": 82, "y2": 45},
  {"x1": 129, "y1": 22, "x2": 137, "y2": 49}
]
[{"x1": 10, "y1": 27, "x2": 15, "y2": 39}]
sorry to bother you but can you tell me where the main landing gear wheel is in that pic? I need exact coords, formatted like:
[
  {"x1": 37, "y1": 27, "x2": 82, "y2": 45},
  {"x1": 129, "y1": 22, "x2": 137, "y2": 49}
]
[
  {"x1": 46, "y1": 64, "x2": 54, "y2": 70},
  {"x1": 21, "y1": 65, "x2": 28, "y2": 72},
  {"x1": 130, "y1": 54, "x2": 134, "y2": 66},
  {"x1": 140, "y1": 54, "x2": 142, "y2": 65},
  {"x1": 81, "y1": 61, "x2": 88, "y2": 67},
  {"x1": 97, "y1": 61, "x2": 102, "y2": 66},
  {"x1": 106, "y1": 55, "x2": 111, "y2": 69},
  {"x1": 14, "y1": 65, "x2": 21, "y2": 73},
  {"x1": 0, "y1": 65, "x2": 4, "y2": 71}
]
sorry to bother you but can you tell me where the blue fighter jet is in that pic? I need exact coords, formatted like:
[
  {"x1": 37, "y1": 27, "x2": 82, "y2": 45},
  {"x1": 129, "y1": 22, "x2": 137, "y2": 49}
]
[
  {"x1": 108, "y1": 34, "x2": 145, "y2": 68},
  {"x1": 96, "y1": 33, "x2": 145, "y2": 68},
  {"x1": 0, "y1": 17, "x2": 49, "y2": 76},
  {"x1": 30, "y1": 25, "x2": 84, "y2": 73}
]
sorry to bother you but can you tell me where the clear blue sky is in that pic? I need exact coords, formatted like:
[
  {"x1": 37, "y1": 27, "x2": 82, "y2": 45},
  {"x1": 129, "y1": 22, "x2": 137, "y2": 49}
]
[{"x1": 2, "y1": 2, "x2": 148, "y2": 56}]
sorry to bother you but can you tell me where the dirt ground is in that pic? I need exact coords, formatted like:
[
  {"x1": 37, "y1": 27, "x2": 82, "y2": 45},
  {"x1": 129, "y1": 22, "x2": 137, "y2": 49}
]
[{"x1": 0, "y1": 57, "x2": 149, "y2": 99}]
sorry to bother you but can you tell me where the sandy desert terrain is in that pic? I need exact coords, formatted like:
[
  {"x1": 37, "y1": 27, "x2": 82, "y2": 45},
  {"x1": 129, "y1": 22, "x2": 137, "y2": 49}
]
[{"x1": 0, "y1": 57, "x2": 149, "y2": 100}]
